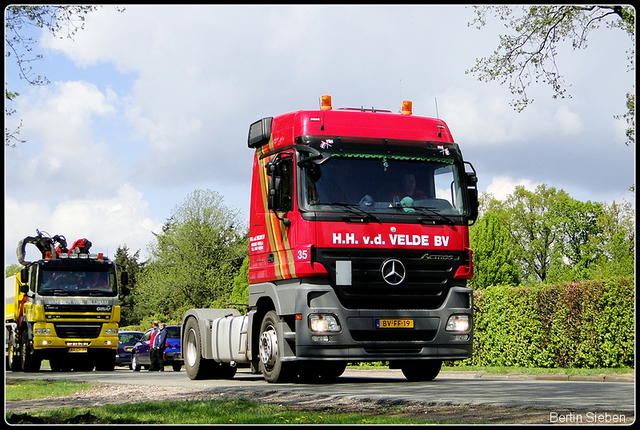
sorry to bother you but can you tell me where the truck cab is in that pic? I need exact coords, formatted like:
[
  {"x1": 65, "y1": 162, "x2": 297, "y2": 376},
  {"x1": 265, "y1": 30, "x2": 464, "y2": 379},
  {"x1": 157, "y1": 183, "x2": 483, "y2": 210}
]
[{"x1": 182, "y1": 96, "x2": 478, "y2": 382}]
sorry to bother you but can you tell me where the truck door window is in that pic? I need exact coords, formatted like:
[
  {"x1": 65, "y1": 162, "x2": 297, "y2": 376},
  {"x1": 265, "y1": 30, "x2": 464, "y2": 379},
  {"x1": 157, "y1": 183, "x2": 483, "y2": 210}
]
[{"x1": 280, "y1": 155, "x2": 294, "y2": 212}]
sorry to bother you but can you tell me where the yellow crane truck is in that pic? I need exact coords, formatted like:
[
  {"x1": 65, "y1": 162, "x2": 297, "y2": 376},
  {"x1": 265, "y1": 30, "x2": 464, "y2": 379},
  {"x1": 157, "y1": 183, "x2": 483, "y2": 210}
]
[{"x1": 5, "y1": 230, "x2": 126, "y2": 372}]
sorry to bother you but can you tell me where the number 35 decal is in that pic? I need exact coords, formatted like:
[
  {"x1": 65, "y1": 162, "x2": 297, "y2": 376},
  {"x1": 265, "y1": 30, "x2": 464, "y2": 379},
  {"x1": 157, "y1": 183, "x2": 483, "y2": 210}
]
[{"x1": 297, "y1": 249, "x2": 309, "y2": 261}]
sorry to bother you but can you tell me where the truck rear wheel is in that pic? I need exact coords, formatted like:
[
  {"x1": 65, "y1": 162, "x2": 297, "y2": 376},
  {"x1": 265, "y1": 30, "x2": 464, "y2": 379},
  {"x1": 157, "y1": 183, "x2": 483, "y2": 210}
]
[
  {"x1": 400, "y1": 360, "x2": 442, "y2": 381},
  {"x1": 183, "y1": 317, "x2": 217, "y2": 380},
  {"x1": 7, "y1": 334, "x2": 21, "y2": 371},
  {"x1": 258, "y1": 311, "x2": 294, "y2": 383}
]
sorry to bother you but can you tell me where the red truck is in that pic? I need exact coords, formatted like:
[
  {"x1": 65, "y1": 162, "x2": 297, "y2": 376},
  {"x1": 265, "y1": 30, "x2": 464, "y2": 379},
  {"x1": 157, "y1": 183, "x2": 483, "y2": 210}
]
[{"x1": 182, "y1": 95, "x2": 478, "y2": 382}]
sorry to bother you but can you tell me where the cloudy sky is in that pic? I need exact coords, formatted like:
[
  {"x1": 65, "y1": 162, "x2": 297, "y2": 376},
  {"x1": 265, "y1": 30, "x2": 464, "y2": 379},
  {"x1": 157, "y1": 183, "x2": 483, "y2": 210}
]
[{"x1": 4, "y1": 5, "x2": 635, "y2": 265}]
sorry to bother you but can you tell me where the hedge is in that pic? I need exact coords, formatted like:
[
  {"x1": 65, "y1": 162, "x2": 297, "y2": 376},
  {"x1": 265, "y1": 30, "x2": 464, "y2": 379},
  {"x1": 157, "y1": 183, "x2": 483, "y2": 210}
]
[{"x1": 464, "y1": 276, "x2": 634, "y2": 368}]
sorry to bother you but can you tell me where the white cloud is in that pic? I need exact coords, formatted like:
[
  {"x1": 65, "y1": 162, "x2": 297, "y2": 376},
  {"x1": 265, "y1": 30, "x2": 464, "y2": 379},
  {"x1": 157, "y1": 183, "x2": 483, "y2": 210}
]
[
  {"x1": 4, "y1": 184, "x2": 162, "y2": 265},
  {"x1": 484, "y1": 176, "x2": 541, "y2": 201},
  {"x1": 10, "y1": 81, "x2": 120, "y2": 200},
  {"x1": 555, "y1": 106, "x2": 583, "y2": 135}
]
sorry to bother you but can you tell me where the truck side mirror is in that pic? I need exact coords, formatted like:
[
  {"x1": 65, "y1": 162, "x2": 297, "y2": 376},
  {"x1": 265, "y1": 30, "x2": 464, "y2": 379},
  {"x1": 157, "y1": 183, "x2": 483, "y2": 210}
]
[
  {"x1": 464, "y1": 162, "x2": 479, "y2": 224},
  {"x1": 19, "y1": 268, "x2": 30, "y2": 292},
  {"x1": 121, "y1": 271, "x2": 129, "y2": 287}
]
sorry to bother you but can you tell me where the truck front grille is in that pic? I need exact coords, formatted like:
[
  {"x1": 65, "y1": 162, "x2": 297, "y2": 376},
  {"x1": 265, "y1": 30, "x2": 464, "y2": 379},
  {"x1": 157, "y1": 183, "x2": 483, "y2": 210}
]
[
  {"x1": 54, "y1": 323, "x2": 102, "y2": 339},
  {"x1": 315, "y1": 248, "x2": 466, "y2": 310}
]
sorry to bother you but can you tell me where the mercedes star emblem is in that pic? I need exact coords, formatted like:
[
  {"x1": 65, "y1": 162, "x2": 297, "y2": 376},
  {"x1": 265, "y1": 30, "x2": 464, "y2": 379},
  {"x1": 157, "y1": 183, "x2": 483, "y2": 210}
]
[{"x1": 381, "y1": 259, "x2": 406, "y2": 285}]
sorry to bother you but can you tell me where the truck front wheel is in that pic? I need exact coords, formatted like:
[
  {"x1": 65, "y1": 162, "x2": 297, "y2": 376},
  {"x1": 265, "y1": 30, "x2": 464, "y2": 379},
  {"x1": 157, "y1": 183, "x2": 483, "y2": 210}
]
[
  {"x1": 400, "y1": 360, "x2": 442, "y2": 381},
  {"x1": 258, "y1": 311, "x2": 294, "y2": 383},
  {"x1": 20, "y1": 330, "x2": 41, "y2": 372}
]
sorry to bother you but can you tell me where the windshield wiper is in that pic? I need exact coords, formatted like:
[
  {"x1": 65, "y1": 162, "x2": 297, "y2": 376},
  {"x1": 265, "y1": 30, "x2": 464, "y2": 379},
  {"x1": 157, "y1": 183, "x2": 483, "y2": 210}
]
[
  {"x1": 413, "y1": 206, "x2": 454, "y2": 225},
  {"x1": 327, "y1": 203, "x2": 381, "y2": 223}
]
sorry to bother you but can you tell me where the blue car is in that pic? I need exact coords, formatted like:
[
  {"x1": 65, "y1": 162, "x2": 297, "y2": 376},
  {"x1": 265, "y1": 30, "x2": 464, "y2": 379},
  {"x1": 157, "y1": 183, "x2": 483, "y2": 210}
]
[
  {"x1": 131, "y1": 325, "x2": 183, "y2": 371},
  {"x1": 115, "y1": 330, "x2": 144, "y2": 368}
]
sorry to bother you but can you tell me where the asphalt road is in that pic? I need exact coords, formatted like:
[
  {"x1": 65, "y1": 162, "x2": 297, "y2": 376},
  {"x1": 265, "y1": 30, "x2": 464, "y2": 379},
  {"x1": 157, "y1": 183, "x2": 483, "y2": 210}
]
[{"x1": 8, "y1": 367, "x2": 635, "y2": 415}]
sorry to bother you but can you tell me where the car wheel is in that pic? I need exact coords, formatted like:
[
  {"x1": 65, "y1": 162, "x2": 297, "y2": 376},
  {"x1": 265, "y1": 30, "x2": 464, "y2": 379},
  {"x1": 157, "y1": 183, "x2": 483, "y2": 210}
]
[{"x1": 131, "y1": 353, "x2": 141, "y2": 371}]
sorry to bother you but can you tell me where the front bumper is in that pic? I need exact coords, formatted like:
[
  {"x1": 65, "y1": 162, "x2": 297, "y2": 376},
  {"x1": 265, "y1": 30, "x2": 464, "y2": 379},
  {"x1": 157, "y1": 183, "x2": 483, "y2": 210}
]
[{"x1": 293, "y1": 283, "x2": 473, "y2": 362}]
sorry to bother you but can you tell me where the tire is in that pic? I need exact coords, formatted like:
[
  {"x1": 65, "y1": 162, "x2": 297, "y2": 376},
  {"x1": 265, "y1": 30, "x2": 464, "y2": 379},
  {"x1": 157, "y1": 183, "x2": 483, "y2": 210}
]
[
  {"x1": 7, "y1": 333, "x2": 22, "y2": 372},
  {"x1": 400, "y1": 360, "x2": 442, "y2": 382},
  {"x1": 218, "y1": 363, "x2": 237, "y2": 379},
  {"x1": 20, "y1": 330, "x2": 41, "y2": 372},
  {"x1": 298, "y1": 361, "x2": 347, "y2": 382},
  {"x1": 95, "y1": 350, "x2": 115, "y2": 371},
  {"x1": 318, "y1": 361, "x2": 347, "y2": 380},
  {"x1": 131, "y1": 352, "x2": 141, "y2": 371},
  {"x1": 172, "y1": 363, "x2": 182, "y2": 372},
  {"x1": 49, "y1": 357, "x2": 63, "y2": 372},
  {"x1": 258, "y1": 311, "x2": 294, "y2": 383},
  {"x1": 183, "y1": 317, "x2": 217, "y2": 380}
]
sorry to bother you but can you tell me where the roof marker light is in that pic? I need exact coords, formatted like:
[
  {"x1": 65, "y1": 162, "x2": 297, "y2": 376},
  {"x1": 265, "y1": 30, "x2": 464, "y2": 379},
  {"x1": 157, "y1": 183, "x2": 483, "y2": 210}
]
[
  {"x1": 320, "y1": 95, "x2": 332, "y2": 111},
  {"x1": 401, "y1": 100, "x2": 412, "y2": 115}
]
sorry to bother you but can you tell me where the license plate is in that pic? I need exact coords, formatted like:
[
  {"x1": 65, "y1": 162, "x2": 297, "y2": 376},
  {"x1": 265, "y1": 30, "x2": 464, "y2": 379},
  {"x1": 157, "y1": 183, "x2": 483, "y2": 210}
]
[
  {"x1": 69, "y1": 347, "x2": 88, "y2": 353},
  {"x1": 376, "y1": 319, "x2": 414, "y2": 329}
]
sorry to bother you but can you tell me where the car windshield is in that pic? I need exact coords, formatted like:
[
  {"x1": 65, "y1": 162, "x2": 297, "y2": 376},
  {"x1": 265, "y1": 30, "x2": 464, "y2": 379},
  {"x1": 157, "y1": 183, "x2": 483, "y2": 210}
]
[
  {"x1": 120, "y1": 333, "x2": 143, "y2": 344},
  {"x1": 166, "y1": 326, "x2": 180, "y2": 339},
  {"x1": 301, "y1": 155, "x2": 466, "y2": 216},
  {"x1": 39, "y1": 268, "x2": 116, "y2": 296}
]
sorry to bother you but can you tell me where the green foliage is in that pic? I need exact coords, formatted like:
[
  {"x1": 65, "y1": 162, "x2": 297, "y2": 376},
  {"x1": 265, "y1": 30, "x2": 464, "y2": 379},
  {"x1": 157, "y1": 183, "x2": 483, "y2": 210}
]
[
  {"x1": 228, "y1": 256, "x2": 250, "y2": 313},
  {"x1": 132, "y1": 190, "x2": 247, "y2": 324},
  {"x1": 114, "y1": 245, "x2": 142, "y2": 326},
  {"x1": 473, "y1": 186, "x2": 634, "y2": 287},
  {"x1": 468, "y1": 277, "x2": 634, "y2": 368},
  {"x1": 6, "y1": 263, "x2": 22, "y2": 278},
  {"x1": 469, "y1": 210, "x2": 521, "y2": 289}
]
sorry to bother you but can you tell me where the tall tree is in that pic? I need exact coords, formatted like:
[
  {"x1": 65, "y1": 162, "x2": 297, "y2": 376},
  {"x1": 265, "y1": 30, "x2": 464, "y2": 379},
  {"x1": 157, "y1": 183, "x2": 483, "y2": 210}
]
[
  {"x1": 554, "y1": 197, "x2": 603, "y2": 280},
  {"x1": 133, "y1": 190, "x2": 248, "y2": 323},
  {"x1": 466, "y1": 5, "x2": 635, "y2": 145},
  {"x1": 469, "y1": 208, "x2": 521, "y2": 289},
  {"x1": 591, "y1": 199, "x2": 636, "y2": 279},
  {"x1": 501, "y1": 184, "x2": 566, "y2": 284},
  {"x1": 114, "y1": 245, "x2": 142, "y2": 326}
]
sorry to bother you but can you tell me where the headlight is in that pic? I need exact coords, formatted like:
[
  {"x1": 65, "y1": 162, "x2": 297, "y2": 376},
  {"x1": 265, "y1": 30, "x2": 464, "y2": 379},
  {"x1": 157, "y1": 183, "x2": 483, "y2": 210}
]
[
  {"x1": 105, "y1": 329, "x2": 118, "y2": 335},
  {"x1": 35, "y1": 328, "x2": 51, "y2": 335},
  {"x1": 309, "y1": 314, "x2": 341, "y2": 333},
  {"x1": 446, "y1": 315, "x2": 470, "y2": 332}
]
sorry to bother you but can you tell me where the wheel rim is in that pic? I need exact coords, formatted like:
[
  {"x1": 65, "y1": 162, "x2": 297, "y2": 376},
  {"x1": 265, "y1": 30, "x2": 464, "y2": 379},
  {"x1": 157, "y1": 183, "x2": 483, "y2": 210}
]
[
  {"x1": 185, "y1": 328, "x2": 198, "y2": 368},
  {"x1": 259, "y1": 325, "x2": 278, "y2": 369}
]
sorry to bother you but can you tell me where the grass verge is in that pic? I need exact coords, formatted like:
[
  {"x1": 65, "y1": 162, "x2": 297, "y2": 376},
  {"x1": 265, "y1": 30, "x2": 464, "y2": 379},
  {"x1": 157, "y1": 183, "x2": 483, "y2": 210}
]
[
  {"x1": 5, "y1": 378, "x2": 101, "y2": 401},
  {"x1": 7, "y1": 399, "x2": 435, "y2": 425}
]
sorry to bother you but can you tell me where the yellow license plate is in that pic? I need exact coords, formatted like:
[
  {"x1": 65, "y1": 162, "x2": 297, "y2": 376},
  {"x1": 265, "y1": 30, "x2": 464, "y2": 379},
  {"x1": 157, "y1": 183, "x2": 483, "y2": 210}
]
[
  {"x1": 376, "y1": 319, "x2": 414, "y2": 329},
  {"x1": 69, "y1": 347, "x2": 88, "y2": 353}
]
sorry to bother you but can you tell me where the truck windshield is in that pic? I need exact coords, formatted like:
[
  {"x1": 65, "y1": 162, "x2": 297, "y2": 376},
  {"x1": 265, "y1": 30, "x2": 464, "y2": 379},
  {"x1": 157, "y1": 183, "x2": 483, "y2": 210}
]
[
  {"x1": 301, "y1": 155, "x2": 466, "y2": 217},
  {"x1": 39, "y1": 268, "x2": 116, "y2": 296}
]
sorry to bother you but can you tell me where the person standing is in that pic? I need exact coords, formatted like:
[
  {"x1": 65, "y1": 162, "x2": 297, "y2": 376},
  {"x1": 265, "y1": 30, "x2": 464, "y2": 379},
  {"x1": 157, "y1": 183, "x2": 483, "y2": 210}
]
[
  {"x1": 148, "y1": 321, "x2": 159, "y2": 371},
  {"x1": 153, "y1": 323, "x2": 168, "y2": 372}
]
